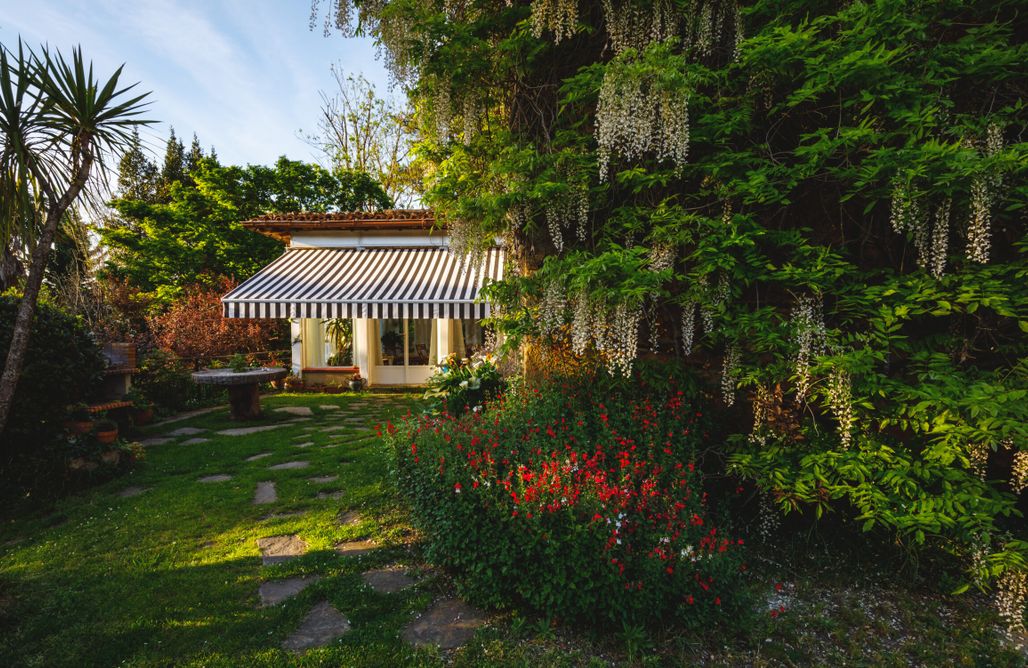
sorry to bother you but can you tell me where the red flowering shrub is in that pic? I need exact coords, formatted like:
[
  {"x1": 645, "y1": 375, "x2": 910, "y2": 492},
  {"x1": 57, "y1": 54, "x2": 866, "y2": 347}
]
[
  {"x1": 150, "y1": 278, "x2": 285, "y2": 365},
  {"x1": 386, "y1": 370, "x2": 753, "y2": 629}
]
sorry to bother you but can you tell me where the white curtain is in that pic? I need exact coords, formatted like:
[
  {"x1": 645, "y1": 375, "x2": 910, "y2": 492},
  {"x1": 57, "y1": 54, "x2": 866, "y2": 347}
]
[
  {"x1": 302, "y1": 319, "x2": 326, "y2": 367},
  {"x1": 449, "y1": 319, "x2": 466, "y2": 359}
]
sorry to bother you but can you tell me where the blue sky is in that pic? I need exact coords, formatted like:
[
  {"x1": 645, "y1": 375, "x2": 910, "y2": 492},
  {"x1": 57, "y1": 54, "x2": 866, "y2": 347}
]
[{"x1": 0, "y1": 0, "x2": 392, "y2": 168}]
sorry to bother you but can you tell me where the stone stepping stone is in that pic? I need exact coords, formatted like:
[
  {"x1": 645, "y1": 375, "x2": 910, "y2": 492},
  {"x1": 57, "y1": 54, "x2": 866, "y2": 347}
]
[
  {"x1": 281, "y1": 601, "x2": 351, "y2": 651},
  {"x1": 269, "y1": 461, "x2": 310, "y2": 471},
  {"x1": 118, "y1": 485, "x2": 149, "y2": 498},
  {"x1": 258, "y1": 575, "x2": 320, "y2": 606},
  {"x1": 260, "y1": 510, "x2": 308, "y2": 521},
  {"x1": 276, "y1": 406, "x2": 314, "y2": 417},
  {"x1": 322, "y1": 444, "x2": 341, "y2": 449},
  {"x1": 319, "y1": 405, "x2": 340, "y2": 410},
  {"x1": 181, "y1": 437, "x2": 210, "y2": 445},
  {"x1": 320, "y1": 426, "x2": 348, "y2": 433},
  {"x1": 245, "y1": 452, "x2": 273, "y2": 462},
  {"x1": 198, "y1": 474, "x2": 232, "y2": 483},
  {"x1": 337, "y1": 510, "x2": 361, "y2": 526},
  {"x1": 309, "y1": 475, "x2": 338, "y2": 484},
  {"x1": 402, "y1": 599, "x2": 486, "y2": 649},
  {"x1": 141, "y1": 437, "x2": 172, "y2": 447},
  {"x1": 294, "y1": 442, "x2": 315, "y2": 449},
  {"x1": 334, "y1": 539, "x2": 377, "y2": 557},
  {"x1": 317, "y1": 490, "x2": 344, "y2": 500},
  {"x1": 254, "y1": 481, "x2": 277, "y2": 505},
  {"x1": 167, "y1": 426, "x2": 206, "y2": 436},
  {"x1": 257, "y1": 534, "x2": 307, "y2": 564},
  {"x1": 217, "y1": 424, "x2": 283, "y2": 437},
  {"x1": 362, "y1": 567, "x2": 415, "y2": 594}
]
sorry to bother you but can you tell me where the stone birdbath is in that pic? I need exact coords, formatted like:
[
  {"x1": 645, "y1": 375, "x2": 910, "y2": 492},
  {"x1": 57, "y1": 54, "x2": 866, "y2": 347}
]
[{"x1": 191, "y1": 367, "x2": 289, "y2": 420}]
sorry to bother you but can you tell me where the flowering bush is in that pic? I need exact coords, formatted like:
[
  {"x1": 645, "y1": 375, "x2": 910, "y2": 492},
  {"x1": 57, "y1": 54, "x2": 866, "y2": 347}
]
[
  {"x1": 386, "y1": 370, "x2": 752, "y2": 629},
  {"x1": 424, "y1": 352, "x2": 504, "y2": 416}
]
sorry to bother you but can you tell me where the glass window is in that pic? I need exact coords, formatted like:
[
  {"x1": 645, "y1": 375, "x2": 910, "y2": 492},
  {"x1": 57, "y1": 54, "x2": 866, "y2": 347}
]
[
  {"x1": 378, "y1": 319, "x2": 404, "y2": 365},
  {"x1": 407, "y1": 319, "x2": 436, "y2": 366},
  {"x1": 324, "y1": 318, "x2": 353, "y2": 367},
  {"x1": 462, "y1": 319, "x2": 487, "y2": 356}
]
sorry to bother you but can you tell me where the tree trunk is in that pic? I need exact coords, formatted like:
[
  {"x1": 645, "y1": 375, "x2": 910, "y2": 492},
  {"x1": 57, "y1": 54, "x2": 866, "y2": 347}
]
[{"x1": 0, "y1": 143, "x2": 94, "y2": 436}]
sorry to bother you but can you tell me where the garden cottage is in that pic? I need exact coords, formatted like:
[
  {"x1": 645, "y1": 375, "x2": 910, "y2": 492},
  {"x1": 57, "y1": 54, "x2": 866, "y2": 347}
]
[{"x1": 221, "y1": 210, "x2": 503, "y2": 387}]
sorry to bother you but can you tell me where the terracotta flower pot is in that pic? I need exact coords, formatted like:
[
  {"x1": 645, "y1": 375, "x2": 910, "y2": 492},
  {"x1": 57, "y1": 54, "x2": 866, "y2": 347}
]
[
  {"x1": 66, "y1": 419, "x2": 94, "y2": 435},
  {"x1": 132, "y1": 407, "x2": 154, "y2": 426},
  {"x1": 96, "y1": 429, "x2": 119, "y2": 445}
]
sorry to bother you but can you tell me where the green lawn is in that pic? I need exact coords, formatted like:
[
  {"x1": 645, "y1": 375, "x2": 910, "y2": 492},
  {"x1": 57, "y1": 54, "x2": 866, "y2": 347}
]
[{"x1": 0, "y1": 393, "x2": 1022, "y2": 667}]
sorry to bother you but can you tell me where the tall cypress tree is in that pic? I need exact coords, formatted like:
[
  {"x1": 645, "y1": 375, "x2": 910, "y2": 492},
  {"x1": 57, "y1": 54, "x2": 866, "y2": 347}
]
[{"x1": 158, "y1": 127, "x2": 186, "y2": 201}]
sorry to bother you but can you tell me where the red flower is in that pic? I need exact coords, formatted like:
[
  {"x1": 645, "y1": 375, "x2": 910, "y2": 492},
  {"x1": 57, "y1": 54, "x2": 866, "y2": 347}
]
[{"x1": 714, "y1": 597, "x2": 721, "y2": 606}]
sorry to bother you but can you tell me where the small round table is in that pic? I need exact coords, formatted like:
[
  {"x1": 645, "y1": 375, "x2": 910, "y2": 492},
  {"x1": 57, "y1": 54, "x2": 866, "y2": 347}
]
[{"x1": 191, "y1": 367, "x2": 289, "y2": 420}]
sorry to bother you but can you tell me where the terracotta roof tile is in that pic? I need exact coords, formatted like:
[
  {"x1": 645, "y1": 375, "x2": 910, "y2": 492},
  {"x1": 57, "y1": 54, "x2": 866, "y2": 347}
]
[{"x1": 241, "y1": 209, "x2": 437, "y2": 241}]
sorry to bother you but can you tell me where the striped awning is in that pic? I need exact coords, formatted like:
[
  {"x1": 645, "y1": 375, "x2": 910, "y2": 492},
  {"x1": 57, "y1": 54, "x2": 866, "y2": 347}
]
[{"x1": 222, "y1": 247, "x2": 504, "y2": 320}]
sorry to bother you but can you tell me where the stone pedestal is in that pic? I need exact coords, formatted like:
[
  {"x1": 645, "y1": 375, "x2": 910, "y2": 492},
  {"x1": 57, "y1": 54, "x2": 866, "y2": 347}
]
[
  {"x1": 228, "y1": 383, "x2": 262, "y2": 420},
  {"x1": 191, "y1": 367, "x2": 289, "y2": 421}
]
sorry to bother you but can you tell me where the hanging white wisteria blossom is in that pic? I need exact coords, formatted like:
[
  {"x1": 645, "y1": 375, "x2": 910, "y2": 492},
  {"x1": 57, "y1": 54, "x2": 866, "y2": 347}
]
[
  {"x1": 538, "y1": 279, "x2": 568, "y2": 338},
  {"x1": 596, "y1": 59, "x2": 690, "y2": 180},
  {"x1": 1011, "y1": 449, "x2": 1028, "y2": 495},
  {"x1": 690, "y1": 0, "x2": 742, "y2": 57},
  {"x1": 647, "y1": 243, "x2": 676, "y2": 273},
  {"x1": 929, "y1": 198, "x2": 950, "y2": 278},
  {"x1": 996, "y1": 569, "x2": 1028, "y2": 640},
  {"x1": 571, "y1": 289, "x2": 592, "y2": 355},
  {"x1": 530, "y1": 0, "x2": 579, "y2": 43},
  {"x1": 601, "y1": 0, "x2": 680, "y2": 53},
  {"x1": 545, "y1": 181, "x2": 589, "y2": 251},
  {"x1": 721, "y1": 344, "x2": 740, "y2": 406},
  {"x1": 968, "y1": 442, "x2": 989, "y2": 480},
  {"x1": 792, "y1": 294, "x2": 827, "y2": 403},
  {"x1": 607, "y1": 301, "x2": 642, "y2": 376},
  {"x1": 826, "y1": 366, "x2": 855, "y2": 449},
  {"x1": 680, "y1": 300, "x2": 696, "y2": 355},
  {"x1": 966, "y1": 176, "x2": 992, "y2": 264}
]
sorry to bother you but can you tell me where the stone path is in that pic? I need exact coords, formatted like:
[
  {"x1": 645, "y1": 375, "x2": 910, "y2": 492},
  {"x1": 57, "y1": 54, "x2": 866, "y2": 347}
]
[
  {"x1": 118, "y1": 486, "x2": 149, "y2": 498},
  {"x1": 217, "y1": 424, "x2": 284, "y2": 437},
  {"x1": 168, "y1": 426, "x2": 206, "y2": 436},
  {"x1": 269, "y1": 461, "x2": 309, "y2": 471},
  {"x1": 276, "y1": 406, "x2": 314, "y2": 417},
  {"x1": 253, "y1": 481, "x2": 277, "y2": 505},
  {"x1": 317, "y1": 490, "x2": 344, "y2": 500},
  {"x1": 319, "y1": 405, "x2": 340, "y2": 410},
  {"x1": 362, "y1": 567, "x2": 415, "y2": 593},
  {"x1": 281, "y1": 601, "x2": 350, "y2": 651},
  {"x1": 258, "y1": 576, "x2": 320, "y2": 606},
  {"x1": 402, "y1": 599, "x2": 487, "y2": 649},
  {"x1": 198, "y1": 474, "x2": 232, "y2": 483},
  {"x1": 245, "y1": 452, "x2": 272, "y2": 462},
  {"x1": 337, "y1": 510, "x2": 361, "y2": 526},
  {"x1": 181, "y1": 437, "x2": 210, "y2": 445},
  {"x1": 309, "y1": 475, "x2": 338, "y2": 484},
  {"x1": 294, "y1": 442, "x2": 314, "y2": 449},
  {"x1": 140, "y1": 437, "x2": 173, "y2": 447},
  {"x1": 334, "y1": 539, "x2": 377, "y2": 557},
  {"x1": 257, "y1": 535, "x2": 307, "y2": 565}
]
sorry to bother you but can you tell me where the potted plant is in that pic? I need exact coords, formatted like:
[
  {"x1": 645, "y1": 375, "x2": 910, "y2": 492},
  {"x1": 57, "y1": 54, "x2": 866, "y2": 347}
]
[
  {"x1": 95, "y1": 418, "x2": 119, "y2": 445},
  {"x1": 229, "y1": 353, "x2": 250, "y2": 373},
  {"x1": 284, "y1": 373, "x2": 304, "y2": 391},
  {"x1": 126, "y1": 389, "x2": 154, "y2": 426},
  {"x1": 349, "y1": 372, "x2": 364, "y2": 392},
  {"x1": 65, "y1": 403, "x2": 94, "y2": 435}
]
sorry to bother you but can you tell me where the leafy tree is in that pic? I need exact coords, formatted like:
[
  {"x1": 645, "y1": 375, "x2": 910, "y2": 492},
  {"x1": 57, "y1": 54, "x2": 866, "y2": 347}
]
[
  {"x1": 315, "y1": 0, "x2": 1028, "y2": 627},
  {"x1": 158, "y1": 127, "x2": 186, "y2": 200},
  {"x1": 0, "y1": 40, "x2": 150, "y2": 435},
  {"x1": 185, "y1": 132, "x2": 204, "y2": 174},
  {"x1": 303, "y1": 66, "x2": 421, "y2": 206},
  {"x1": 101, "y1": 155, "x2": 391, "y2": 302},
  {"x1": 117, "y1": 128, "x2": 159, "y2": 203}
]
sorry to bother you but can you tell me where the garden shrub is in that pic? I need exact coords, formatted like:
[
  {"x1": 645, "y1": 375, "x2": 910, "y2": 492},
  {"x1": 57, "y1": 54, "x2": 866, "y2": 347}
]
[
  {"x1": 133, "y1": 349, "x2": 221, "y2": 414},
  {"x1": 0, "y1": 294, "x2": 104, "y2": 492},
  {"x1": 424, "y1": 352, "x2": 504, "y2": 416},
  {"x1": 386, "y1": 368, "x2": 752, "y2": 629}
]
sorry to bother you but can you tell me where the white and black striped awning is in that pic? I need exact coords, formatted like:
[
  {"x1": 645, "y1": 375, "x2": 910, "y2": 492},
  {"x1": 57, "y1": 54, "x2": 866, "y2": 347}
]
[{"x1": 222, "y1": 247, "x2": 504, "y2": 320}]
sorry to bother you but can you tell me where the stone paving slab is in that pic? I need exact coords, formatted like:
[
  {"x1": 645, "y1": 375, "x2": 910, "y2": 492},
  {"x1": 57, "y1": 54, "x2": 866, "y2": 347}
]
[
  {"x1": 276, "y1": 406, "x2": 314, "y2": 417},
  {"x1": 337, "y1": 510, "x2": 361, "y2": 526},
  {"x1": 320, "y1": 426, "x2": 349, "y2": 433},
  {"x1": 269, "y1": 461, "x2": 310, "y2": 471},
  {"x1": 362, "y1": 567, "x2": 415, "y2": 594},
  {"x1": 402, "y1": 599, "x2": 487, "y2": 649},
  {"x1": 245, "y1": 452, "x2": 273, "y2": 462},
  {"x1": 181, "y1": 437, "x2": 210, "y2": 445},
  {"x1": 257, "y1": 534, "x2": 307, "y2": 564},
  {"x1": 217, "y1": 424, "x2": 284, "y2": 437},
  {"x1": 118, "y1": 486, "x2": 150, "y2": 498},
  {"x1": 317, "y1": 490, "x2": 344, "y2": 500},
  {"x1": 281, "y1": 601, "x2": 350, "y2": 651},
  {"x1": 198, "y1": 474, "x2": 233, "y2": 483},
  {"x1": 141, "y1": 437, "x2": 173, "y2": 447},
  {"x1": 319, "y1": 405, "x2": 340, "y2": 410},
  {"x1": 294, "y1": 442, "x2": 314, "y2": 449},
  {"x1": 167, "y1": 426, "x2": 206, "y2": 436},
  {"x1": 309, "y1": 475, "x2": 338, "y2": 484},
  {"x1": 253, "y1": 481, "x2": 277, "y2": 505},
  {"x1": 260, "y1": 510, "x2": 309, "y2": 521},
  {"x1": 258, "y1": 575, "x2": 320, "y2": 606},
  {"x1": 334, "y1": 539, "x2": 377, "y2": 557}
]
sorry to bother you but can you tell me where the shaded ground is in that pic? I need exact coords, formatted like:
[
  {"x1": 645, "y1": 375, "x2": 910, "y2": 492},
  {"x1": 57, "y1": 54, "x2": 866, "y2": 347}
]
[{"x1": 0, "y1": 392, "x2": 1022, "y2": 667}]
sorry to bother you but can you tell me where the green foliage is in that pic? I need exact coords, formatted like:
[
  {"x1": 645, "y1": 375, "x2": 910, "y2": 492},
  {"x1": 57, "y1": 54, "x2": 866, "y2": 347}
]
[
  {"x1": 343, "y1": 0, "x2": 1028, "y2": 598},
  {"x1": 424, "y1": 352, "x2": 504, "y2": 415},
  {"x1": 0, "y1": 294, "x2": 104, "y2": 489},
  {"x1": 387, "y1": 370, "x2": 753, "y2": 629},
  {"x1": 133, "y1": 349, "x2": 219, "y2": 414},
  {"x1": 102, "y1": 151, "x2": 393, "y2": 303}
]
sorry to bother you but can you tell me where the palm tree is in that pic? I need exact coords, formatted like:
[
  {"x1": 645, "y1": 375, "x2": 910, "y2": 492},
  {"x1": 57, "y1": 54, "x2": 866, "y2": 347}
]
[{"x1": 0, "y1": 40, "x2": 151, "y2": 434}]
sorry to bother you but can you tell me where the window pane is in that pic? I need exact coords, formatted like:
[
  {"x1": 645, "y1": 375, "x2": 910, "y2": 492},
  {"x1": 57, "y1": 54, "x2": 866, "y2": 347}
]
[
  {"x1": 462, "y1": 319, "x2": 486, "y2": 356},
  {"x1": 378, "y1": 319, "x2": 404, "y2": 365},
  {"x1": 407, "y1": 319, "x2": 435, "y2": 366},
  {"x1": 325, "y1": 318, "x2": 353, "y2": 366}
]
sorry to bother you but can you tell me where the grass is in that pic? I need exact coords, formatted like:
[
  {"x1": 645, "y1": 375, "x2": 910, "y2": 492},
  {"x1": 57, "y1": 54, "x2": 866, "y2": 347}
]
[{"x1": 0, "y1": 392, "x2": 1023, "y2": 667}]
